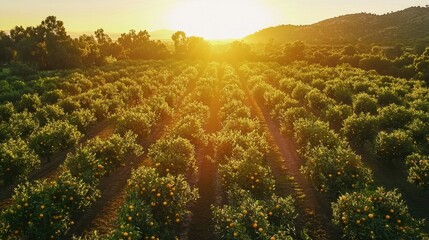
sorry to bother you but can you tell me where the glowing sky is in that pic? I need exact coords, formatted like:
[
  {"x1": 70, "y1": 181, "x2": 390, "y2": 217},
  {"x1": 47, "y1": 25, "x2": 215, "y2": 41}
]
[{"x1": 0, "y1": 0, "x2": 427, "y2": 39}]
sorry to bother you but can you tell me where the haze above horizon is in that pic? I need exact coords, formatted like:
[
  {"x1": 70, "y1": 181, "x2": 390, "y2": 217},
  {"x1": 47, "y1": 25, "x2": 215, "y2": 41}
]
[{"x1": 1, "y1": 0, "x2": 428, "y2": 39}]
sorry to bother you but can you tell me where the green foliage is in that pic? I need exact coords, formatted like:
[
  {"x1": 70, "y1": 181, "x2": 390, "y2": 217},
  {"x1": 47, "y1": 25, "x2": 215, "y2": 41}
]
[
  {"x1": 305, "y1": 89, "x2": 335, "y2": 113},
  {"x1": 378, "y1": 104, "x2": 414, "y2": 130},
  {"x1": 293, "y1": 119, "x2": 341, "y2": 149},
  {"x1": 212, "y1": 188, "x2": 297, "y2": 240},
  {"x1": 212, "y1": 130, "x2": 269, "y2": 164},
  {"x1": 116, "y1": 167, "x2": 198, "y2": 239},
  {"x1": 63, "y1": 147, "x2": 104, "y2": 186},
  {"x1": 181, "y1": 101, "x2": 210, "y2": 122},
  {"x1": 291, "y1": 83, "x2": 312, "y2": 103},
  {"x1": 1, "y1": 171, "x2": 99, "y2": 240},
  {"x1": 324, "y1": 81, "x2": 353, "y2": 105},
  {"x1": 59, "y1": 98, "x2": 81, "y2": 114},
  {"x1": 332, "y1": 188, "x2": 425, "y2": 240},
  {"x1": 17, "y1": 93, "x2": 42, "y2": 112},
  {"x1": 219, "y1": 159, "x2": 276, "y2": 199},
  {"x1": 377, "y1": 88, "x2": 402, "y2": 106},
  {"x1": 29, "y1": 120, "x2": 82, "y2": 161},
  {"x1": 223, "y1": 117, "x2": 262, "y2": 134},
  {"x1": 66, "y1": 108, "x2": 97, "y2": 132},
  {"x1": 5, "y1": 111, "x2": 39, "y2": 139},
  {"x1": 0, "y1": 138, "x2": 40, "y2": 184},
  {"x1": 84, "y1": 131, "x2": 143, "y2": 174},
  {"x1": 353, "y1": 93, "x2": 378, "y2": 115},
  {"x1": 277, "y1": 107, "x2": 313, "y2": 135},
  {"x1": 219, "y1": 100, "x2": 251, "y2": 122},
  {"x1": 34, "y1": 104, "x2": 65, "y2": 126},
  {"x1": 169, "y1": 115, "x2": 207, "y2": 144},
  {"x1": 148, "y1": 137, "x2": 197, "y2": 176},
  {"x1": 114, "y1": 107, "x2": 157, "y2": 139},
  {"x1": 406, "y1": 153, "x2": 429, "y2": 190},
  {"x1": 375, "y1": 130, "x2": 414, "y2": 163},
  {"x1": 342, "y1": 113, "x2": 379, "y2": 148},
  {"x1": 301, "y1": 145, "x2": 373, "y2": 195},
  {"x1": 0, "y1": 102, "x2": 15, "y2": 122},
  {"x1": 325, "y1": 104, "x2": 353, "y2": 131}
]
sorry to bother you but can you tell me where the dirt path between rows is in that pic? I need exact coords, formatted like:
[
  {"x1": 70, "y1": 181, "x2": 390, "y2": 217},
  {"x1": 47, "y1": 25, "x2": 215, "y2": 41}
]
[
  {"x1": 241, "y1": 82, "x2": 340, "y2": 240},
  {"x1": 187, "y1": 97, "x2": 222, "y2": 240}
]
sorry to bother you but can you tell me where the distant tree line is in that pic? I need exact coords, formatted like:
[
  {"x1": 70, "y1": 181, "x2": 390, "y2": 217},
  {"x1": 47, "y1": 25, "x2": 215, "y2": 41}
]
[
  {"x1": 0, "y1": 16, "x2": 170, "y2": 70},
  {"x1": 1, "y1": 16, "x2": 429, "y2": 84}
]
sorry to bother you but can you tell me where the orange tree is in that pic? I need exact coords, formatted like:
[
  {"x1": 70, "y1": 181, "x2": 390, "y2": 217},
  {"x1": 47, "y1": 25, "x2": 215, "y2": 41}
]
[
  {"x1": 406, "y1": 153, "x2": 429, "y2": 190},
  {"x1": 332, "y1": 187, "x2": 424, "y2": 240},
  {"x1": 212, "y1": 188, "x2": 298, "y2": 240},
  {"x1": 0, "y1": 172, "x2": 99, "y2": 240},
  {"x1": 110, "y1": 167, "x2": 198, "y2": 239},
  {"x1": 301, "y1": 145, "x2": 373, "y2": 195},
  {"x1": 148, "y1": 137, "x2": 197, "y2": 176},
  {"x1": 83, "y1": 131, "x2": 143, "y2": 175},
  {"x1": 28, "y1": 120, "x2": 82, "y2": 161},
  {"x1": 219, "y1": 158, "x2": 275, "y2": 199},
  {"x1": 0, "y1": 138, "x2": 40, "y2": 184}
]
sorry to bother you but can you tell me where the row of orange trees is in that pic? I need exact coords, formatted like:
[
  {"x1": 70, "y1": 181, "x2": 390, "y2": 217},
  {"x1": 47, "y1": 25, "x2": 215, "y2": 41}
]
[
  {"x1": 240, "y1": 62, "x2": 426, "y2": 239},
  {"x1": 211, "y1": 64, "x2": 300, "y2": 240},
  {"x1": 0, "y1": 60, "x2": 184, "y2": 185},
  {"x1": 106, "y1": 65, "x2": 216, "y2": 240},
  {"x1": 0, "y1": 62, "x2": 195, "y2": 239}
]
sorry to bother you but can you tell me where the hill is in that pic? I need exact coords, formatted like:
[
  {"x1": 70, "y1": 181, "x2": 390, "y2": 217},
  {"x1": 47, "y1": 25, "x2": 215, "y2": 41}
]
[
  {"x1": 149, "y1": 29, "x2": 176, "y2": 40},
  {"x1": 244, "y1": 6, "x2": 429, "y2": 45}
]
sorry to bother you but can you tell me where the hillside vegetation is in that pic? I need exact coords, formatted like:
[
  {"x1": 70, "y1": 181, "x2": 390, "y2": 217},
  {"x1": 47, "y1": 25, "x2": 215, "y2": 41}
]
[{"x1": 245, "y1": 7, "x2": 429, "y2": 45}]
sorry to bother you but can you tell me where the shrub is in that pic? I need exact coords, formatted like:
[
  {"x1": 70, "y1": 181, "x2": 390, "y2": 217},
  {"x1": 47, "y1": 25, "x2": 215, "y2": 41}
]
[
  {"x1": 17, "y1": 93, "x2": 42, "y2": 112},
  {"x1": 223, "y1": 117, "x2": 261, "y2": 134},
  {"x1": 63, "y1": 148, "x2": 104, "y2": 185},
  {"x1": 6, "y1": 111, "x2": 40, "y2": 139},
  {"x1": 0, "y1": 172, "x2": 99, "y2": 240},
  {"x1": 114, "y1": 108, "x2": 157, "y2": 140},
  {"x1": 305, "y1": 89, "x2": 334, "y2": 113},
  {"x1": 0, "y1": 102, "x2": 15, "y2": 122},
  {"x1": 301, "y1": 145, "x2": 373, "y2": 195},
  {"x1": 332, "y1": 188, "x2": 424, "y2": 240},
  {"x1": 34, "y1": 104, "x2": 65, "y2": 126},
  {"x1": 378, "y1": 104, "x2": 414, "y2": 130},
  {"x1": 342, "y1": 113, "x2": 379, "y2": 148},
  {"x1": 353, "y1": 93, "x2": 378, "y2": 115},
  {"x1": 29, "y1": 121, "x2": 82, "y2": 161},
  {"x1": 293, "y1": 119, "x2": 341, "y2": 149},
  {"x1": 170, "y1": 115, "x2": 207, "y2": 144},
  {"x1": 212, "y1": 188, "x2": 297, "y2": 240},
  {"x1": 325, "y1": 104, "x2": 353, "y2": 131},
  {"x1": 406, "y1": 153, "x2": 429, "y2": 190},
  {"x1": 67, "y1": 108, "x2": 97, "y2": 132},
  {"x1": 148, "y1": 137, "x2": 197, "y2": 176},
  {"x1": 375, "y1": 130, "x2": 414, "y2": 164},
  {"x1": 85, "y1": 131, "x2": 143, "y2": 174},
  {"x1": 324, "y1": 80, "x2": 353, "y2": 105},
  {"x1": 212, "y1": 130, "x2": 269, "y2": 164},
  {"x1": 277, "y1": 107, "x2": 313, "y2": 135},
  {"x1": 219, "y1": 100, "x2": 251, "y2": 122},
  {"x1": 117, "y1": 167, "x2": 198, "y2": 239},
  {"x1": 0, "y1": 138, "x2": 40, "y2": 184},
  {"x1": 219, "y1": 159, "x2": 276, "y2": 199}
]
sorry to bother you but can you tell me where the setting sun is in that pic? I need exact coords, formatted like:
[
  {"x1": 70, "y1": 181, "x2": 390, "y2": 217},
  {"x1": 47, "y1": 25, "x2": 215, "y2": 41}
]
[{"x1": 166, "y1": 0, "x2": 274, "y2": 39}]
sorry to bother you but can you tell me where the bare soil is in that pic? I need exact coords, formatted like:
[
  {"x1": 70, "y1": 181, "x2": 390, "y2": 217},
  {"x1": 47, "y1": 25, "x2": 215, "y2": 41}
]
[{"x1": 187, "y1": 96, "x2": 222, "y2": 240}]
